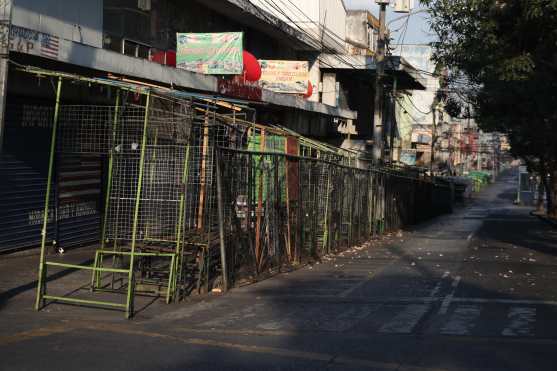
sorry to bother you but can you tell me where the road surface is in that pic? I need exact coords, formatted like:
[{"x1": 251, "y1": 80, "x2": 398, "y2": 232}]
[{"x1": 2, "y1": 170, "x2": 557, "y2": 370}]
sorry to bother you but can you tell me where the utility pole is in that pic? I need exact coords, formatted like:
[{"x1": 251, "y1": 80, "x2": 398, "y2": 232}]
[
  {"x1": 0, "y1": 0, "x2": 12, "y2": 153},
  {"x1": 430, "y1": 104, "x2": 437, "y2": 175},
  {"x1": 372, "y1": 0, "x2": 389, "y2": 164},
  {"x1": 389, "y1": 76, "x2": 398, "y2": 163},
  {"x1": 477, "y1": 132, "x2": 482, "y2": 170},
  {"x1": 465, "y1": 104, "x2": 471, "y2": 174}
]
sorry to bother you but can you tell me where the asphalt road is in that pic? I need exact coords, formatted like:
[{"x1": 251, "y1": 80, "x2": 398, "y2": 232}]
[{"x1": 2, "y1": 170, "x2": 557, "y2": 370}]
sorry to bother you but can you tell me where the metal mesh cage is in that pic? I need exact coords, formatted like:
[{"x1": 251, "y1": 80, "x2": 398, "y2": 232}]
[{"x1": 105, "y1": 102, "x2": 194, "y2": 245}]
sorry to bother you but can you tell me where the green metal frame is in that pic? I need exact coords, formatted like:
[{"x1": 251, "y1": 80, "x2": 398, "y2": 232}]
[
  {"x1": 174, "y1": 143, "x2": 191, "y2": 300},
  {"x1": 35, "y1": 77, "x2": 62, "y2": 311},
  {"x1": 125, "y1": 91, "x2": 151, "y2": 318},
  {"x1": 92, "y1": 91, "x2": 121, "y2": 291},
  {"x1": 34, "y1": 85, "x2": 186, "y2": 318}
]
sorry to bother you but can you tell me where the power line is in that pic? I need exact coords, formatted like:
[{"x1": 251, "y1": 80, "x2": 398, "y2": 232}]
[
  {"x1": 399, "y1": 95, "x2": 432, "y2": 115},
  {"x1": 255, "y1": 0, "x2": 360, "y2": 69}
]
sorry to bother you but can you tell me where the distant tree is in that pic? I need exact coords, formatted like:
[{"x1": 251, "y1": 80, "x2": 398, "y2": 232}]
[{"x1": 422, "y1": 0, "x2": 557, "y2": 215}]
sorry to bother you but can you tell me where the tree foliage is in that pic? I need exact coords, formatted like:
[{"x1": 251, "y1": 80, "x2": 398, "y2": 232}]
[{"x1": 422, "y1": 0, "x2": 557, "y2": 213}]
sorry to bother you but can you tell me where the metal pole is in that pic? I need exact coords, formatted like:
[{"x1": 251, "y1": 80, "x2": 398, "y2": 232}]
[
  {"x1": 35, "y1": 77, "x2": 62, "y2": 311},
  {"x1": 0, "y1": 0, "x2": 12, "y2": 153},
  {"x1": 389, "y1": 76, "x2": 398, "y2": 163},
  {"x1": 466, "y1": 105, "x2": 471, "y2": 174},
  {"x1": 216, "y1": 149, "x2": 229, "y2": 292},
  {"x1": 126, "y1": 91, "x2": 151, "y2": 319},
  {"x1": 174, "y1": 142, "x2": 191, "y2": 300},
  {"x1": 430, "y1": 105, "x2": 437, "y2": 175},
  {"x1": 372, "y1": 3, "x2": 387, "y2": 164},
  {"x1": 477, "y1": 134, "x2": 482, "y2": 170},
  {"x1": 94, "y1": 91, "x2": 120, "y2": 290}
]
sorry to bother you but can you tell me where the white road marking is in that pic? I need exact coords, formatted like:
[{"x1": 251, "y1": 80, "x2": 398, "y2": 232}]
[
  {"x1": 201, "y1": 303, "x2": 264, "y2": 328},
  {"x1": 438, "y1": 276, "x2": 461, "y2": 315},
  {"x1": 320, "y1": 305, "x2": 377, "y2": 332},
  {"x1": 379, "y1": 304, "x2": 430, "y2": 334},
  {"x1": 428, "y1": 271, "x2": 450, "y2": 298},
  {"x1": 339, "y1": 278, "x2": 370, "y2": 298},
  {"x1": 440, "y1": 305, "x2": 481, "y2": 335},
  {"x1": 502, "y1": 307, "x2": 536, "y2": 337},
  {"x1": 451, "y1": 298, "x2": 557, "y2": 306}
]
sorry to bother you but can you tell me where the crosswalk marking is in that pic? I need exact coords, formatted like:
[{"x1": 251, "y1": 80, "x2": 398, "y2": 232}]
[
  {"x1": 502, "y1": 307, "x2": 536, "y2": 337},
  {"x1": 196, "y1": 301, "x2": 542, "y2": 338},
  {"x1": 379, "y1": 304, "x2": 430, "y2": 334},
  {"x1": 440, "y1": 305, "x2": 481, "y2": 335},
  {"x1": 438, "y1": 276, "x2": 461, "y2": 314},
  {"x1": 428, "y1": 271, "x2": 450, "y2": 299}
]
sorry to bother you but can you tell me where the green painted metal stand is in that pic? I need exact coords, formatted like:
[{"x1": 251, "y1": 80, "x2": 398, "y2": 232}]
[
  {"x1": 34, "y1": 86, "x2": 164, "y2": 318},
  {"x1": 35, "y1": 77, "x2": 63, "y2": 311}
]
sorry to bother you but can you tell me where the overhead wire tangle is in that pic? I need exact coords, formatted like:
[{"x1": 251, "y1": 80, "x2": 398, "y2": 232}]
[
  {"x1": 392, "y1": 15, "x2": 410, "y2": 48},
  {"x1": 253, "y1": 0, "x2": 402, "y2": 73},
  {"x1": 387, "y1": 8, "x2": 430, "y2": 26},
  {"x1": 259, "y1": 0, "x2": 461, "y2": 89},
  {"x1": 400, "y1": 95, "x2": 433, "y2": 115},
  {"x1": 249, "y1": 0, "x2": 439, "y2": 88},
  {"x1": 396, "y1": 99, "x2": 433, "y2": 128},
  {"x1": 397, "y1": 60, "x2": 478, "y2": 86},
  {"x1": 246, "y1": 0, "x2": 347, "y2": 70},
  {"x1": 251, "y1": 0, "x2": 405, "y2": 87},
  {"x1": 253, "y1": 0, "x2": 362, "y2": 70}
]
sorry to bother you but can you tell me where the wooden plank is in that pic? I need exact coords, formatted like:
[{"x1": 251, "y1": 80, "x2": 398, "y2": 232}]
[
  {"x1": 197, "y1": 111, "x2": 210, "y2": 230},
  {"x1": 255, "y1": 129, "x2": 265, "y2": 271}
]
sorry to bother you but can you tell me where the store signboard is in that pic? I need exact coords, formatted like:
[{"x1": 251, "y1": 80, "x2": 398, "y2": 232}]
[
  {"x1": 176, "y1": 32, "x2": 243, "y2": 75},
  {"x1": 400, "y1": 149, "x2": 417, "y2": 166},
  {"x1": 258, "y1": 60, "x2": 308, "y2": 93},
  {"x1": 8, "y1": 25, "x2": 61, "y2": 60}
]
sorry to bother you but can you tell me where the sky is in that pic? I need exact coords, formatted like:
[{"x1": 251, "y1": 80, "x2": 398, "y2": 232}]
[{"x1": 344, "y1": 0, "x2": 435, "y2": 45}]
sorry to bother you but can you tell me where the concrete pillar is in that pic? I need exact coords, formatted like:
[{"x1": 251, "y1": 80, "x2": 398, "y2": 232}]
[
  {"x1": 0, "y1": 1, "x2": 12, "y2": 153},
  {"x1": 322, "y1": 72, "x2": 337, "y2": 107}
]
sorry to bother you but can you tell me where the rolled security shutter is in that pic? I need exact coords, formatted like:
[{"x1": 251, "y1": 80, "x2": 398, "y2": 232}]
[
  {"x1": 56, "y1": 154, "x2": 102, "y2": 248},
  {"x1": 0, "y1": 104, "x2": 55, "y2": 252}
]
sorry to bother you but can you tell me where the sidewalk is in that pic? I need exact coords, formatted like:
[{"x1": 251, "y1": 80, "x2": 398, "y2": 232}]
[{"x1": 0, "y1": 217, "x2": 401, "y2": 325}]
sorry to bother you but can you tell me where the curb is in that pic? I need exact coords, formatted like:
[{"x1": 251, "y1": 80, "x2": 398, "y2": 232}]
[{"x1": 530, "y1": 211, "x2": 557, "y2": 228}]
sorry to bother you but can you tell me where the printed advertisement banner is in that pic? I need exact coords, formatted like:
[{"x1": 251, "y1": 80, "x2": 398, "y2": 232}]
[
  {"x1": 176, "y1": 32, "x2": 243, "y2": 75},
  {"x1": 258, "y1": 60, "x2": 309, "y2": 94}
]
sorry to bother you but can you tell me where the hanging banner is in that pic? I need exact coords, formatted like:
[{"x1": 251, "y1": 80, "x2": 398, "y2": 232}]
[
  {"x1": 258, "y1": 60, "x2": 309, "y2": 94},
  {"x1": 176, "y1": 32, "x2": 243, "y2": 75}
]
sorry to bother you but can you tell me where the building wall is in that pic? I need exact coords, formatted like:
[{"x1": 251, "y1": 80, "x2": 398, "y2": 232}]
[
  {"x1": 251, "y1": 0, "x2": 345, "y2": 53},
  {"x1": 345, "y1": 11, "x2": 367, "y2": 49},
  {"x1": 249, "y1": 0, "x2": 319, "y2": 27},
  {"x1": 319, "y1": 0, "x2": 346, "y2": 53},
  {"x1": 12, "y1": 0, "x2": 103, "y2": 48},
  {"x1": 394, "y1": 45, "x2": 439, "y2": 165},
  {"x1": 345, "y1": 10, "x2": 378, "y2": 56},
  {"x1": 321, "y1": 72, "x2": 337, "y2": 107},
  {"x1": 103, "y1": 0, "x2": 299, "y2": 60},
  {"x1": 396, "y1": 94, "x2": 415, "y2": 149},
  {"x1": 337, "y1": 74, "x2": 373, "y2": 138}
]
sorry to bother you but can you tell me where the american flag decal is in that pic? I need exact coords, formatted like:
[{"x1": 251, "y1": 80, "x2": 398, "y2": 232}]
[{"x1": 40, "y1": 34, "x2": 59, "y2": 59}]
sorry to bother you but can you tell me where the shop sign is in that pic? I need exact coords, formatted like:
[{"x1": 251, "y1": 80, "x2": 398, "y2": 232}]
[
  {"x1": 176, "y1": 32, "x2": 243, "y2": 75},
  {"x1": 258, "y1": 60, "x2": 309, "y2": 94},
  {"x1": 8, "y1": 25, "x2": 60, "y2": 60},
  {"x1": 400, "y1": 149, "x2": 417, "y2": 166}
]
